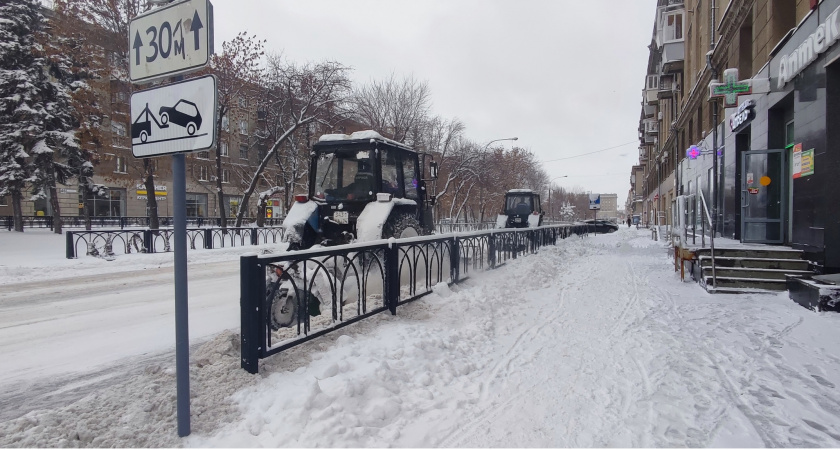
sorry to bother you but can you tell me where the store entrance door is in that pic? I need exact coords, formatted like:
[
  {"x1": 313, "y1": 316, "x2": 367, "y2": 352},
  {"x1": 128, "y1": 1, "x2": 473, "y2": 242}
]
[{"x1": 740, "y1": 149, "x2": 786, "y2": 243}]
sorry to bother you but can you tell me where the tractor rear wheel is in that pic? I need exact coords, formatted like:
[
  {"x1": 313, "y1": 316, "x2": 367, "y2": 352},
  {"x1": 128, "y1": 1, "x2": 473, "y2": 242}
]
[{"x1": 382, "y1": 213, "x2": 421, "y2": 240}]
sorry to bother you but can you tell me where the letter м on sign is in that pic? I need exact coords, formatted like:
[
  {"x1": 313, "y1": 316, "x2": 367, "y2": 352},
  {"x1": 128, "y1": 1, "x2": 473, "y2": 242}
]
[{"x1": 129, "y1": 0, "x2": 214, "y2": 84}]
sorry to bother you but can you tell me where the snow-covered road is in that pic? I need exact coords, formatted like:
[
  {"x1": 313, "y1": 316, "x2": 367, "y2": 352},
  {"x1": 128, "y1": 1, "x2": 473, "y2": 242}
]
[{"x1": 1, "y1": 227, "x2": 840, "y2": 447}]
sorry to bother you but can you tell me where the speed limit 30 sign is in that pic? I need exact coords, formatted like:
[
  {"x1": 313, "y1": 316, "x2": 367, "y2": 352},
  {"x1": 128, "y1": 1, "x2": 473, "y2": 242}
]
[{"x1": 129, "y1": 0, "x2": 214, "y2": 83}]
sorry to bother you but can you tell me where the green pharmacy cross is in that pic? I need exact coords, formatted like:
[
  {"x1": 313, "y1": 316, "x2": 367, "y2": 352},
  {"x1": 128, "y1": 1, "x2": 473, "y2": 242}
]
[{"x1": 709, "y1": 68, "x2": 753, "y2": 107}]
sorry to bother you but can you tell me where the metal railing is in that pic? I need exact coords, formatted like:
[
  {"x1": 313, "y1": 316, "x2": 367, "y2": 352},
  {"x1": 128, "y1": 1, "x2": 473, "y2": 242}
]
[
  {"x1": 4, "y1": 215, "x2": 284, "y2": 231},
  {"x1": 434, "y1": 221, "x2": 496, "y2": 233},
  {"x1": 240, "y1": 225, "x2": 576, "y2": 373},
  {"x1": 65, "y1": 226, "x2": 285, "y2": 258}
]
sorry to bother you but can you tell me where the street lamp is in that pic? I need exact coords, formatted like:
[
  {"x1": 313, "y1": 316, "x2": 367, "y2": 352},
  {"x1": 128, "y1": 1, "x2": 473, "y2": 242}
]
[
  {"x1": 547, "y1": 175, "x2": 568, "y2": 222},
  {"x1": 478, "y1": 137, "x2": 518, "y2": 222}
]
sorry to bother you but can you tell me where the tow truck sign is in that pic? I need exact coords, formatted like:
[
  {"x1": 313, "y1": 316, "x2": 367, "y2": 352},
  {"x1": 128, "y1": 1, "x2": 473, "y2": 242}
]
[
  {"x1": 129, "y1": 0, "x2": 214, "y2": 83},
  {"x1": 130, "y1": 75, "x2": 217, "y2": 158}
]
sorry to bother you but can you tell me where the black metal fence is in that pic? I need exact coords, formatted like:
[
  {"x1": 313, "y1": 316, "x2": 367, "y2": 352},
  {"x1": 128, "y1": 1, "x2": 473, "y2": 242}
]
[
  {"x1": 65, "y1": 226, "x2": 285, "y2": 259},
  {"x1": 434, "y1": 221, "x2": 496, "y2": 233},
  {"x1": 240, "y1": 225, "x2": 575, "y2": 373},
  {"x1": 4, "y1": 215, "x2": 283, "y2": 231}
]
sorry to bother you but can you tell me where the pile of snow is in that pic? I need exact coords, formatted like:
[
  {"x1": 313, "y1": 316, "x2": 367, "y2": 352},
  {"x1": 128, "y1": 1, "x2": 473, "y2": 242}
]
[{"x1": 2, "y1": 227, "x2": 840, "y2": 447}]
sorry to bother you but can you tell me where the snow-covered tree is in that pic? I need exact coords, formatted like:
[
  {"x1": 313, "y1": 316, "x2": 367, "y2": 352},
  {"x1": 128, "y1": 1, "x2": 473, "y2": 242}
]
[{"x1": 0, "y1": 0, "x2": 48, "y2": 232}]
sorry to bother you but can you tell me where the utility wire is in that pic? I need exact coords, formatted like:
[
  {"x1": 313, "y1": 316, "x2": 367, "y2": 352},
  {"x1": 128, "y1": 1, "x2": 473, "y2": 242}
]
[{"x1": 542, "y1": 140, "x2": 637, "y2": 163}]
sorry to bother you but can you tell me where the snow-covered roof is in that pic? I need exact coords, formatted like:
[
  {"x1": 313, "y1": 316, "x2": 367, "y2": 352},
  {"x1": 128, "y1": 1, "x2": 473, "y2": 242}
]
[
  {"x1": 318, "y1": 130, "x2": 413, "y2": 151},
  {"x1": 506, "y1": 189, "x2": 534, "y2": 194}
]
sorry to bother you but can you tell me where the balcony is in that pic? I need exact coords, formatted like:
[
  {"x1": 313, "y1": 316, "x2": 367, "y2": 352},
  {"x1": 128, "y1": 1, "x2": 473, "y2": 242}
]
[{"x1": 644, "y1": 103, "x2": 656, "y2": 117}]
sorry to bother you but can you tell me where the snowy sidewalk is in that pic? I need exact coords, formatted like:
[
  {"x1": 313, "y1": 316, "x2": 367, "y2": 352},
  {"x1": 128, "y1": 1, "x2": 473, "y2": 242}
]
[{"x1": 1, "y1": 227, "x2": 840, "y2": 447}]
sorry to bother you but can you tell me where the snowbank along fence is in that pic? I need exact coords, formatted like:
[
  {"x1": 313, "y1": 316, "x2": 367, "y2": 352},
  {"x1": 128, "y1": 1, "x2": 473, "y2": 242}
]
[
  {"x1": 240, "y1": 224, "x2": 575, "y2": 373},
  {"x1": 65, "y1": 226, "x2": 285, "y2": 258},
  {"x1": 4, "y1": 215, "x2": 282, "y2": 231}
]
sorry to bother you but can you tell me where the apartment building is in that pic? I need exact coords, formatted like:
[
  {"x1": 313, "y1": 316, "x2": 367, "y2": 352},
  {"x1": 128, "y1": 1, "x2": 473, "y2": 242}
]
[{"x1": 633, "y1": 0, "x2": 840, "y2": 273}]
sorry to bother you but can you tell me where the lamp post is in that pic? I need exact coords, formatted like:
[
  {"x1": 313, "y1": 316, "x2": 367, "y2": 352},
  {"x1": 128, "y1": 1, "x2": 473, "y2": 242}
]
[
  {"x1": 478, "y1": 137, "x2": 518, "y2": 222},
  {"x1": 546, "y1": 175, "x2": 568, "y2": 221}
]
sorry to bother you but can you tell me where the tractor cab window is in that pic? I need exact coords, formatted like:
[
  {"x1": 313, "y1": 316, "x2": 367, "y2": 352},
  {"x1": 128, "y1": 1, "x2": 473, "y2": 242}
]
[
  {"x1": 381, "y1": 148, "x2": 400, "y2": 196},
  {"x1": 314, "y1": 148, "x2": 375, "y2": 202},
  {"x1": 402, "y1": 154, "x2": 419, "y2": 199},
  {"x1": 505, "y1": 195, "x2": 533, "y2": 215}
]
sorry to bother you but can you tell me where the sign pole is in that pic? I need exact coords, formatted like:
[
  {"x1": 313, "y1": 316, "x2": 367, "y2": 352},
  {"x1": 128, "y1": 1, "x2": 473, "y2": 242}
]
[{"x1": 173, "y1": 152, "x2": 190, "y2": 437}]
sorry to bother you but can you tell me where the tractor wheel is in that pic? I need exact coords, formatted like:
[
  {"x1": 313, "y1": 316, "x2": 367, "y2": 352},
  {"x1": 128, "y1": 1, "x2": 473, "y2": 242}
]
[
  {"x1": 266, "y1": 281, "x2": 298, "y2": 330},
  {"x1": 382, "y1": 213, "x2": 422, "y2": 240}
]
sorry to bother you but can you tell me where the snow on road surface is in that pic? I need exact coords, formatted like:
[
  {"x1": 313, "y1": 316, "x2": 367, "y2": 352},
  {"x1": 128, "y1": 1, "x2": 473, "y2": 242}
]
[{"x1": 1, "y1": 227, "x2": 840, "y2": 447}]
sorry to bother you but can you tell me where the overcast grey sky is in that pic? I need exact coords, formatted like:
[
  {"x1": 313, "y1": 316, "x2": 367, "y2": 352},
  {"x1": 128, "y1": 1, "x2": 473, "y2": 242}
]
[{"x1": 211, "y1": 0, "x2": 657, "y2": 205}]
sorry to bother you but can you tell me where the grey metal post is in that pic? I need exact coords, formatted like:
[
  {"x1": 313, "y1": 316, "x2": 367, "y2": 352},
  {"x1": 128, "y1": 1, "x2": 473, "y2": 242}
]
[{"x1": 173, "y1": 153, "x2": 190, "y2": 436}]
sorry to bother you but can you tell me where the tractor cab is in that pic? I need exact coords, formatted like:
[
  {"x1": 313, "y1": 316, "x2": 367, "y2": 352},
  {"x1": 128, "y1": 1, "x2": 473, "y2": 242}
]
[
  {"x1": 283, "y1": 131, "x2": 437, "y2": 248},
  {"x1": 498, "y1": 189, "x2": 544, "y2": 228}
]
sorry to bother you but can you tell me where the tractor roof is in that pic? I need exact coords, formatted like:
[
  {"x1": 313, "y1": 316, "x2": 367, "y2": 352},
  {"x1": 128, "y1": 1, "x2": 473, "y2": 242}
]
[
  {"x1": 316, "y1": 130, "x2": 414, "y2": 152},
  {"x1": 506, "y1": 189, "x2": 534, "y2": 194}
]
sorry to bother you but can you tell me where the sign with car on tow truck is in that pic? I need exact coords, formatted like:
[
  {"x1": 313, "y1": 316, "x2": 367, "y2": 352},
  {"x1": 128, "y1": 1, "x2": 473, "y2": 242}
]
[{"x1": 130, "y1": 74, "x2": 217, "y2": 158}]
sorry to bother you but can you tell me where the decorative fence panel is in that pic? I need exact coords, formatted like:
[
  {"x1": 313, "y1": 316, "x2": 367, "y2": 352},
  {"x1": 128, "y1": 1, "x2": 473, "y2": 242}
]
[
  {"x1": 240, "y1": 225, "x2": 574, "y2": 374},
  {"x1": 4, "y1": 215, "x2": 283, "y2": 231},
  {"x1": 65, "y1": 226, "x2": 286, "y2": 259}
]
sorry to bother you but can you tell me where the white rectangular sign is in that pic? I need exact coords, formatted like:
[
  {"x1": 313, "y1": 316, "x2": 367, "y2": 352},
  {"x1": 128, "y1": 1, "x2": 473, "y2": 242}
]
[
  {"x1": 588, "y1": 193, "x2": 601, "y2": 210},
  {"x1": 129, "y1": 0, "x2": 213, "y2": 83},
  {"x1": 130, "y1": 75, "x2": 217, "y2": 158}
]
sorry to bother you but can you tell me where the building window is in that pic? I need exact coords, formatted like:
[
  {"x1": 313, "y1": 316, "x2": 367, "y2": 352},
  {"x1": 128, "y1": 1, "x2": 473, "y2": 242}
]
[
  {"x1": 275, "y1": 174, "x2": 282, "y2": 187},
  {"x1": 239, "y1": 119, "x2": 248, "y2": 135},
  {"x1": 238, "y1": 96, "x2": 247, "y2": 108},
  {"x1": 222, "y1": 169, "x2": 230, "y2": 183},
  {"x1": 646, "y1": 75, "x2": 659, "y2": 90},
  {"x1": 663, "y1": 12, "x2": 683, "y2": 42},
  {"x1": 111, "y1": 121, "x2": 126, "y2": 137},
  {"x1": 185, "y1": 193, "x2": 207, "y2": 217},
  {"x1": 80, "y1": 188, "x2": 125, "y2": 217},
  {"x1": 115, "y1": 155, "x2": 127, "y2": 173},
  {"x1": 222, "y1": 116, "x2": 229, "y2": 132},
  {"x1": 198, "y1": 165, "x2": 208, "y2": 181},
  {"x1": 220, "y1": 141, "x2": 228, "y2": 157},
  {"x1": 224, "y1": 194, "x2": 239, "y2": 217},
  {"x1": 197, "y1": 151, "x2": 210, "y2": 160},
  {"x1": 0, "y1": 196, "x2": 7, "y2": 206},
  {"x1": 240, "y1": 144, "x2": 249, "y2": 160}
]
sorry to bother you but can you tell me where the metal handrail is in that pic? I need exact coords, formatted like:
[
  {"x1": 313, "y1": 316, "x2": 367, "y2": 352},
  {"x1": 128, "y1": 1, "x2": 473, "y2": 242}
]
[{"x1": 697, "y1": 188, "x2": 716, "y2": 288}]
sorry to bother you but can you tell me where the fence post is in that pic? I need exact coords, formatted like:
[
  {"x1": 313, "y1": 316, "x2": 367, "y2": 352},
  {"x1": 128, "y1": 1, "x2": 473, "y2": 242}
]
[
  {"x1": 250, "y1": 229, "x2": 258, "y2": 246},
  {"x1": 144, "y1": 230, "x2": 153, "y2": 253},
  {"x1": 488, "y1": 232, "x2": 496, "y2": 269},
  {"x1": 450, "y1": 237, "x2": 460, "y2": 283},
  {"x1": 384, "y1": 243, "x2": 399, "y2": 315},
  {"x1": 240, "y1": 254, "x2": 263, "y2": 374},
  {"x1": 203, "y1": 229, "x2": 212, "y2": 249},
  {"x1": 47, "y1": 215, "x2": 53, "y2": 231},
  {"x1": 66, "y1": 231, "x2": 75, "y2": 259}
]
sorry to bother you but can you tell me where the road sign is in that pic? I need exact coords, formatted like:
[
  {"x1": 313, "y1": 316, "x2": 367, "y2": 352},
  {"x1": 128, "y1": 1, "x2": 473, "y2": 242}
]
[
  {"x1": 130, "y1": 75, "x2": 217, "y2": 158},
  {"x1": 589, "y1": 193, "x2": 601, "y2": 210},
  {"x1": 129, "y1": 0, "x2": 214, "y2": 83}
]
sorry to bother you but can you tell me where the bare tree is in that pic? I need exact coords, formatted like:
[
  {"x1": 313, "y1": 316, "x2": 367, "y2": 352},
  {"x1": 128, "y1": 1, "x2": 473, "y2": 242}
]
[
  {"x1": 232, "y1": 59, "x2": 352, "y2": 227},
  {"x1": 207, "y1": 31, "x2": 264, "y2": 230},
  {"x1": 352, "y1": 73, "x2": 431, "y2": 143}
]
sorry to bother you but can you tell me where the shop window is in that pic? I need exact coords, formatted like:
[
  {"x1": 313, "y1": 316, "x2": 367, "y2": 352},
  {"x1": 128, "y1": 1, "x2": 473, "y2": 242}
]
[
  {"x1": 225, "y1": 194, "x2": 239, "y2": 217},
  {"x1": 185, "y1": 193, "x2": 207, "y2": 217},
  {"x1": 81, "y1": 188, "x2": 125, "y2": 217},
  {"x1": 115, "y1": 155, "x2": 127, "y2": 173}
]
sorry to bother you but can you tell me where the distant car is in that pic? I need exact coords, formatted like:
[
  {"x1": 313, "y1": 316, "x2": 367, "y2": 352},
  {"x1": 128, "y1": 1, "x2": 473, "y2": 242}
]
[
  {"x1": 581, "y1": 219, "x2": 619, "y2": 233},
  {"x1": 159, "y1": 100, "x2": 202, "y2": 135}
]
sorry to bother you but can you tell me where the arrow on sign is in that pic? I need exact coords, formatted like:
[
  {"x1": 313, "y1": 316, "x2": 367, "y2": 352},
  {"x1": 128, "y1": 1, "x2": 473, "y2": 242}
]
[
  {"x1": 190, "y1": 10, "x2": 203, "y2": 51},
  {"x1": 133, "y1": 31, "x2": 143, "y2": 66}
]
